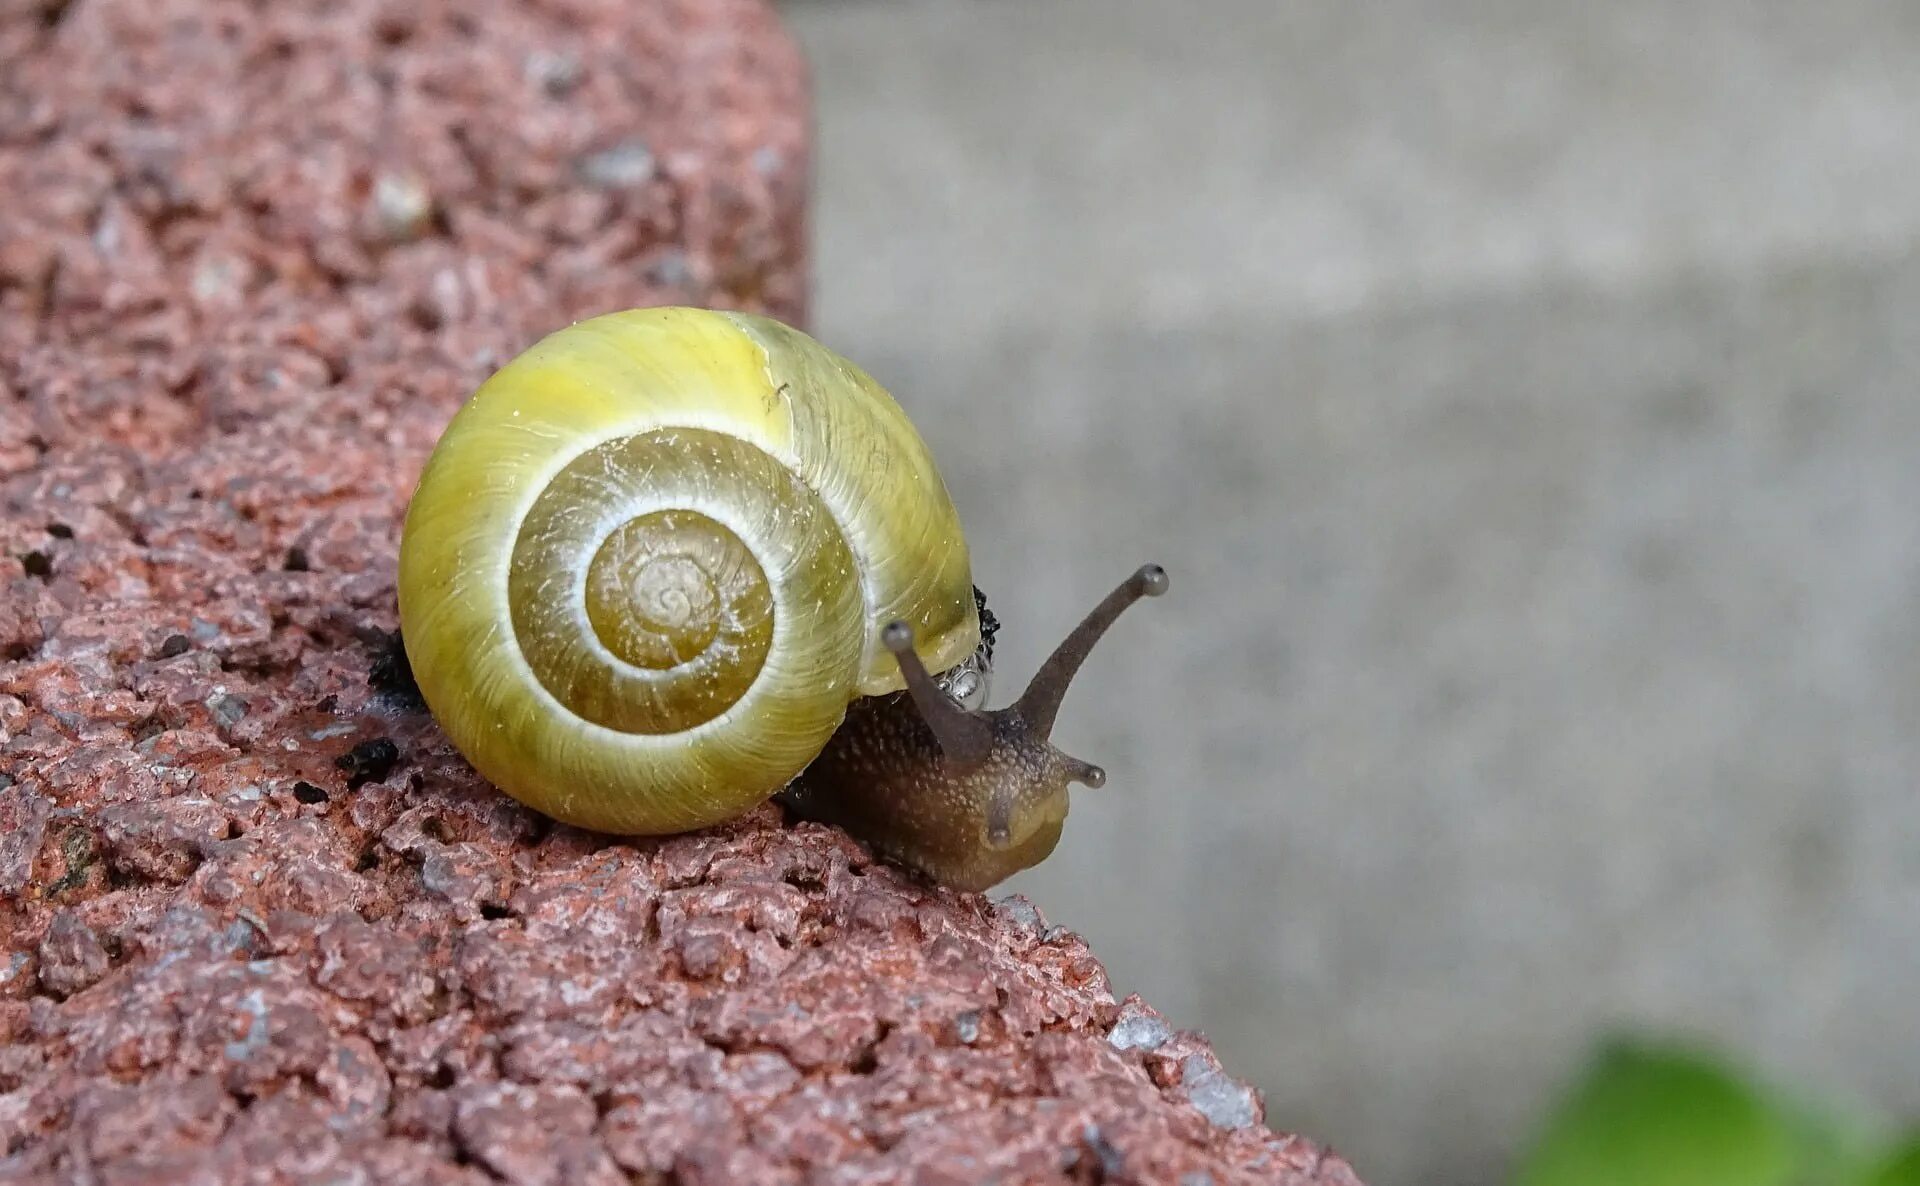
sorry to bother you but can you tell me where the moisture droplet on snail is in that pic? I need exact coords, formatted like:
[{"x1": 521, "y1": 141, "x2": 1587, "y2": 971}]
[{"x1": 397, "y1": 306, "x2": 1165, "y2": 891}]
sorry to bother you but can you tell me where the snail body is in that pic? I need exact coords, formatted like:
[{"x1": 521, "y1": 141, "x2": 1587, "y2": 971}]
[{"x1": 399, "y1": 307, "x2": 1163, "y2": 890}]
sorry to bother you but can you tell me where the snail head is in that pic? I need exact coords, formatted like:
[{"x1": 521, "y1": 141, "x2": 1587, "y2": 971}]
[{"x1": 782, "y1": 564, "x2": 1168, "y2": 891}]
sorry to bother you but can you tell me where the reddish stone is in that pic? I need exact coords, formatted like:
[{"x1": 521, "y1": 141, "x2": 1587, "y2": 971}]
[
  {"x1": 32, "y1": 909, "x2": 108, "y2": 999},
  {"x1": 0, "y1": 0, "x2": 1363, "y2": 1181}
]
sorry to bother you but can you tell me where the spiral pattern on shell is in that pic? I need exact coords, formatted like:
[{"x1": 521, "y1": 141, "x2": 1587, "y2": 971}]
[{"x1": 398, "y1": 308, "x2": 980, "y2": 834}]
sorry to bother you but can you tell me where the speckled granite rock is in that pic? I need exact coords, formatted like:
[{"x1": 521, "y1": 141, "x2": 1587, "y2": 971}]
[{"x1": 0, "y1": 1, "x2": 1363, "y2": 1182}]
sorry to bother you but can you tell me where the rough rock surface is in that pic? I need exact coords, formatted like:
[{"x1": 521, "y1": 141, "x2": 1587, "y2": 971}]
[{"x1": 0, "y1": 1, "x2": 1363, "y2": 1182}]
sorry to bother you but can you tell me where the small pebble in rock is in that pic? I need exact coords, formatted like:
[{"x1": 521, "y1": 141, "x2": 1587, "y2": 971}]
[
  {"x1": 645, "y1": 248, "x2": 693, "y2": 290},
  {"x1": 37, "y1": 910, "x2": 110, "y2": 998},
  {"x1": 206, "y1": 693, "x2": 248, "y2": 729},
  {"x1": 190, "y1": 250, "x2": 253, "y2": 306},
  {"x1": 1182, "y1": 1054, "x2": 1258, "y2": 1130},
  {"x1": 1081, "y1": 1125, "x2": 1126, "y2": 1178},
  {"x1": 371, "y1": 171, "x2": 435, "y2": 242},
  {"x1": 156, "y1": 634, "x2": 191, "y2": 659},
  {"x1": 996, "y1": 896, "x2": 1045, "y2": 933},
  {"x1": 292, "y1": 781, "x2": 329, "y2": 804},
  {"x1": 1109, "y1": 1013, "x2": 1172, "y2": 1052},
  {"x1": 525, "y1": 48, "x2": 582, "y2": 96},
  {"x1": 577, "y1": 139, "x2": 655, "y2": 188}
]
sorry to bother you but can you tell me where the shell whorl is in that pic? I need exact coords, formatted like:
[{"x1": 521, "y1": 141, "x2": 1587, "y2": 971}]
[
  {"x1": 398, "y1": 307, "x2": 980, "y2": 835},
  {"x1": 508, "y1": 427, "x2": 859, "y2": 736}
]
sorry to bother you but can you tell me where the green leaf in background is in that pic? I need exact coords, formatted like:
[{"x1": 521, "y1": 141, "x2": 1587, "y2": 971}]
[
  {"x1": 1514, "y1": 1036, "x2": 1797, "y2": 1186},
  {"x1": 1770, "y1": 1082, "x2": 1889, "y2": 1186},
  {"x1": 1854, "y1": 1136, "x2": 1920, "y2": 1186}
]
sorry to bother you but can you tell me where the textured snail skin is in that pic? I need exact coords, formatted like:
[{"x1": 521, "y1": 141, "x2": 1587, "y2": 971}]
[
  {"x1": 783, "y1": 566, "x2": 1169, "y2": 892},
  {"x1": 779, "y1": 695, "x2": 1075, "y2": 892},
  {"x1": 397, "y1": 307, "x2": 980, "y2": 837}
]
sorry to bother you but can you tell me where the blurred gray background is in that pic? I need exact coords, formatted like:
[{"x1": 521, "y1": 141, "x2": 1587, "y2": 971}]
[{"x1": 779, "y1": 3, "x2": 1920, "y2": 1183}]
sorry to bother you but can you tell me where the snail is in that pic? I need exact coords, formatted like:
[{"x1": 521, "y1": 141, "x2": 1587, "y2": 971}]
[{"x1": 397, "y1": 306, "x2": 1165, "y2": 891}]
